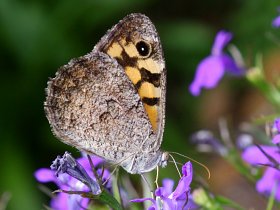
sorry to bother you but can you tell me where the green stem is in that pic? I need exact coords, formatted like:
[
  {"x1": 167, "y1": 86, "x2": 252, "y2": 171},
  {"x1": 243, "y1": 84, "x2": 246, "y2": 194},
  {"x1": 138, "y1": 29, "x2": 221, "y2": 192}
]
[
  {"x1": 226, "y1": 149, "x2": 257, "y2": 183},
  {"x1": 113, "y1": 168, "x2": 123, "y2": 207},
  {"x1": 249, "y1": 77, "x2": 280, "y2": 110},
  {"x1": 246, "y1": 54, "x2": 280, "y2": 111},
  {"x1": 266, "y1": 181, "x2": 277, "y2": 210}
]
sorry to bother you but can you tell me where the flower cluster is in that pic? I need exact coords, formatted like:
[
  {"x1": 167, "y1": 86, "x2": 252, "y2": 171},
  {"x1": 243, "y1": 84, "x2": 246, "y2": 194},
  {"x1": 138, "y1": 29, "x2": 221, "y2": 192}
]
[
  {"x1": 34, "y1": 152, "x2": 111, "y2": 210},
  {"x1": 35, "y1": 153, "x2": 196, "y2": 209},
  {"x1": 242, "y1": 119, "x2": 280, "y2": 201},
  {"x1": 191, "y1": 119, "x2": 280, "y2": 202},
  {"x1": 131, "y1": 161, "x2": 197, "y2": 210},
  {"x1": 189, "y1": 30, "x2": 244, "y2": 96},
  {"x1": 188, "y1": 10, "x2": 280, "y2": 204}
]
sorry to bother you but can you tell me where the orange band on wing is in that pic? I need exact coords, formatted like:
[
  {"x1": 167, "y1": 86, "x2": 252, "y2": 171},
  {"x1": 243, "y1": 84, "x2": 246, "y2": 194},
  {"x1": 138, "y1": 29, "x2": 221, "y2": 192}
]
[
  {"x1": 144, "y1": 104, "x2": 158, "y2": 131},
  {"x1": 107, "y1": 43, "x2": 123, "y2": 58},
  {"x1": 138, "y1": 82, "x2": 160, "y2": 99},
  {"x1": 125, "y1": 67, "x2": 141, "y2": 85}
]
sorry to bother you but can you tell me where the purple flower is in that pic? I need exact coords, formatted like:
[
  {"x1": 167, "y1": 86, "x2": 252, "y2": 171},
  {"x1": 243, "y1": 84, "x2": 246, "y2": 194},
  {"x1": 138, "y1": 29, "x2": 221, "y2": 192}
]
[
  {"x1": 272, "y1": 16, "x2": 280, "y2": 28},
  {"x1": 34, "y1": 152, "x2": 111, "y2": 210},
  {"x1": 189, "y1": 30, "x2": 244, "y2": 96},
  {"x1": 272, "y1": 118, "x2": 280, "y2": 144},
  {"x1": 131, "y1": 161, "x2": 198, "y2": 210},
  {"x1": 257, "y1": 168, "x2": 280, "y2": 200},
  {"x1": 242, "y1": 145, "x2": 280, "y2": 167},
  {"x1": 242, "y1": 145, "x2": 280, "y2": 201}
]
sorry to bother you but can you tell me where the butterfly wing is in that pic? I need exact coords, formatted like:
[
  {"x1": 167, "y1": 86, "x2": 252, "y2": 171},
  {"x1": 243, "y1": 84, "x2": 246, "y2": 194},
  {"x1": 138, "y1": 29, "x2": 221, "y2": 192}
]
[{"x1": 95, "y1": 13, "x2": 166, "y2": 149}]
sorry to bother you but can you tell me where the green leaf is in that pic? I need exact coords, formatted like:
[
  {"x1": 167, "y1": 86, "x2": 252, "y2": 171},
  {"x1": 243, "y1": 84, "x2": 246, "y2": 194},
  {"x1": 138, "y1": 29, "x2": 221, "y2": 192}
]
[
  {"x1": 215, "y1": 196, "x2": 246, "y2": 210},
  {"x1": 98, "y1": 190, "x2": 123, "y2": 210}
]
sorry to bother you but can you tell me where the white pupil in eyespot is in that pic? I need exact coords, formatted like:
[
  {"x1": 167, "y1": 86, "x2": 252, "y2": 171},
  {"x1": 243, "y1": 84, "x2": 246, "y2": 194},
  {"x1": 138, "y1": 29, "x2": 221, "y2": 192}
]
[{"x1": 136, "y1": 41, "x2": 150, "y2": 56}]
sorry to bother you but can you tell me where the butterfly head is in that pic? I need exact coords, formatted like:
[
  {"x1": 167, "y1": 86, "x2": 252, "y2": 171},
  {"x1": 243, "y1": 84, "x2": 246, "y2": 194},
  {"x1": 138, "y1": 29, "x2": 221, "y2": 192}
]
[{"x1": 159, "y1": 151, "x2": 169, "y2": 168}]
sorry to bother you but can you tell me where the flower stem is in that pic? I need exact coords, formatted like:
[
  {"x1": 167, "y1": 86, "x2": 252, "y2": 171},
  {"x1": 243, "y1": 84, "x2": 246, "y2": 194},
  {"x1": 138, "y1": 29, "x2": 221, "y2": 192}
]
[
  {"x1": 246, "y1": 54, "x2": 280, "y2": 111},
  {"x1": 266, "y1": 181, "x2": 277, "y2": 210}
]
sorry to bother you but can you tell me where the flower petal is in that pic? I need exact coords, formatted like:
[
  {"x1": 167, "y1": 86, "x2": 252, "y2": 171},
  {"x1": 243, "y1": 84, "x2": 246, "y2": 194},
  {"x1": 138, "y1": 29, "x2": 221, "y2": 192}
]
[
  {"x1": 182, "y1": 161, "x2": 193, "y2": 177},
  {"x1": 160, "y1": 197, "x2": 174, "y2": 210},
  {"x1": 50, "y1": 193, "x2": 68, "y2": 210},
  {"x1": 68, "y1": 194, "x2": 89, "y2": 210},
  {"x1": 50, "y1": 192, "x2": 89, "y2": 210},
  {"x1": 34, "y1": 168, "x2": 56, "y2": 183},
  {"x1": 34, "y1": 167, "x2": 72, "y2": 189},
  {"x1": 256, "y1": 167, "x2": 280, "y2": 201},
  {"x1": 272, "y1": 134, "x2": 280, "y2": 144},
  {"x1": 79, "y1": 197, "x2": 90, "y2": 210},
  {"x1": 131, "y1": 198, "x2": 153, "y2": 202},
  {"x1": 272, "y1": 16, "x2": 280, "y2": 28},
  {"x1": 169, "y1": 162, "x2": 193, "y2": 200},
  {"x1": 221, "y1": 55, "x2": 244, "y2": 76},
  {"x1": 189, "y1": 56, "x2": 225, "y2": 96},
  {"x1": 161, "y1": 179, "x2": 174, "y2": 196},
  {"x1": 211, "y1": 30, "x2": 233, "y2": 56},
  {"x1": 130, "y1": 197, "x2": 155, "y2": 203},
  {"x1": 274, "y1": 118, "x2": 280, "y2": 133},
  {"x1": 242, "y1": 145, "x2": 280, "y2": 165},
  {"x1": 78, "y1": 155, "x2": 104, "y2": 171}
]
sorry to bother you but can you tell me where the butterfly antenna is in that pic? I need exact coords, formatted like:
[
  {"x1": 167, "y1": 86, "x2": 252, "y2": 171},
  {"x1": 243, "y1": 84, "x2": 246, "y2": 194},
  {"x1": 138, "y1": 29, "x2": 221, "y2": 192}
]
[
  {"x1": 169, "y1": 153, "x2": 182, "y2": 178},
  {"x1": 169, "y1": 151, "x2": 211, "y2": 179},
  {"x1": 168, "y1": 160, "x2": 183, "y2": 166},
  {"x1": 103, "y1": 165, "x2": 118, "y2": 186}
]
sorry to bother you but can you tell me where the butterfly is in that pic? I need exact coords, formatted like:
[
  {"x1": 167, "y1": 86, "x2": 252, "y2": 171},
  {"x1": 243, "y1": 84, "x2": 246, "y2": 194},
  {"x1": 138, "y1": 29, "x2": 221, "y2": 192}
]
[{"x1": 44, "y1": 13, "x2": 168, "y2": 174}]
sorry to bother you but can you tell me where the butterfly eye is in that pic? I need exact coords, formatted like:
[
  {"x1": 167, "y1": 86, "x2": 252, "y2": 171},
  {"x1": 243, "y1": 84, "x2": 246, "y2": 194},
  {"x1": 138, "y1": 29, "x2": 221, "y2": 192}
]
[{"x1": 136, "y1": 41, "x2": 151, "y2": 57}]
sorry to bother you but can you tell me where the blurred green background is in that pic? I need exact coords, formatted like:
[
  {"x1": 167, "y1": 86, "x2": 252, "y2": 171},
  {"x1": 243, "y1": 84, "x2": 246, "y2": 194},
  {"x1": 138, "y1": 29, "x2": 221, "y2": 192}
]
[{"x1": 1, "y1": 0, "x2": 279, "y2": 209}]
